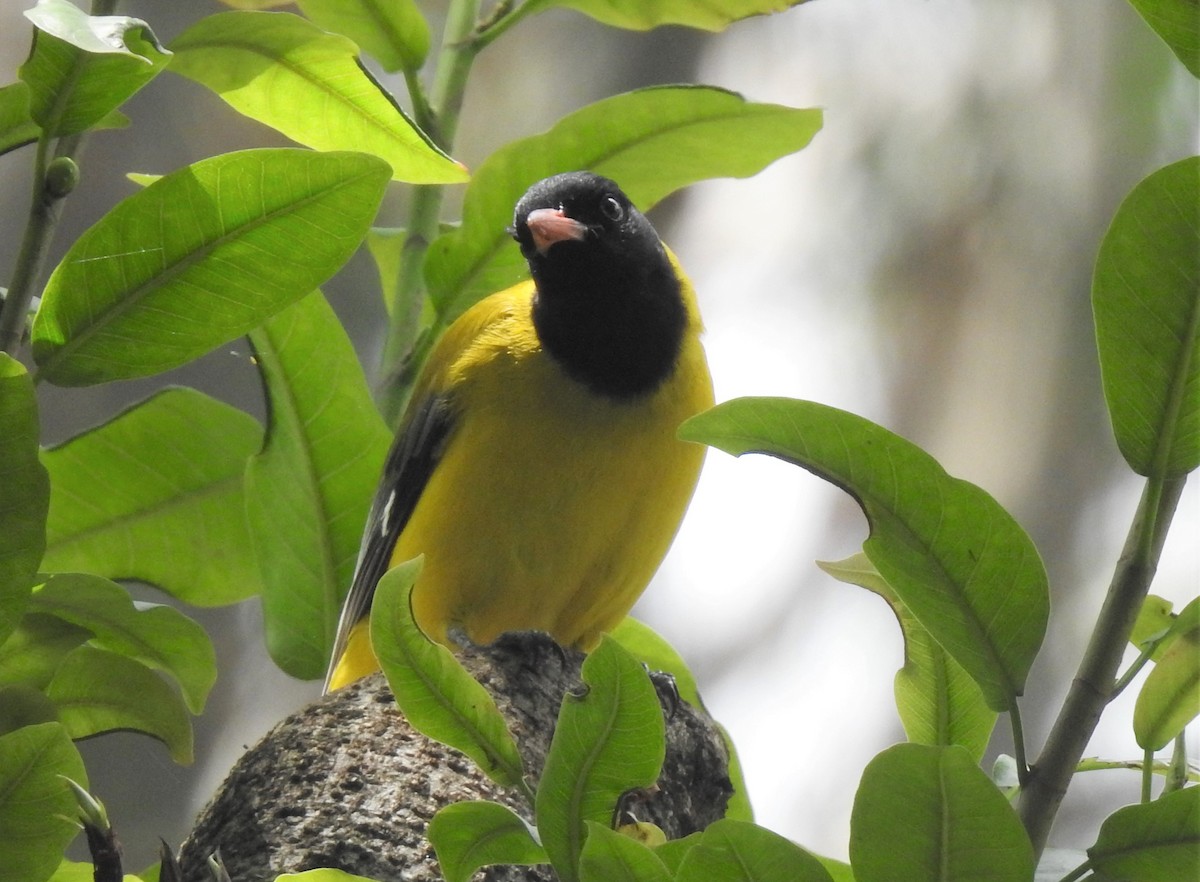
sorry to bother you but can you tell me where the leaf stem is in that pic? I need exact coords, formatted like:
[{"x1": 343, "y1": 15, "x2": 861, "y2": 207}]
[
  {"x1": 1140, "y1": 747, "x2": 1154, "y2": 803},
  {"x1": 1009, "y1": 700, "x2": 1030, "y2": 788},
  {"x1": 379, "y1": 0, "x2": 482, "y2": 425},
  {"x1": 471, "y1": 0, "x2": 528, "y2": 51},
  {"x1": 1075, "y1": 754, "x2": 1199, "y2": 782},
  {"x1": 1018, "y1": 473, "x2": 1186, "y2": 856},
  {"x1": 0, "y1": 133, "x2": 61, "y2": 355},
  {"x1": 1056, "y1": 859, "x2": 1094, "y2": 882},
  {"x1": 1163, "y1": 732, "x2": 1188, "y2": 794},
  {"x1": 0, "y1": 0, "x2": 116, "y2": 356},
  {"x1": 1109, "y1": 640, "x2": 1156, "y2": 700}
]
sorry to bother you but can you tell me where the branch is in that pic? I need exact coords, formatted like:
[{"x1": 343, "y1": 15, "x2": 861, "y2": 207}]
[
  {"x1": 177, "y1": 636, "x2": 733, "y2": 881},
  {"x1": 379, "y1": 0, "x2": 483, "y2": 425},
  {"x1": 1018, "y1": 473, "x2": 1187, "y2": 855}
]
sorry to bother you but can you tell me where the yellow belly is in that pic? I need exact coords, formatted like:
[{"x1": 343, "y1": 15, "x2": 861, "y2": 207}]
[{"x1": 400, "y1": 326, "x2": 712, "y2": 650}]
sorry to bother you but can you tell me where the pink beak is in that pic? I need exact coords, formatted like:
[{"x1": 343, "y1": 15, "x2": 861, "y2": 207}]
[{"x1": 526, "y1": 208, "x2": 588, "y2": 255}]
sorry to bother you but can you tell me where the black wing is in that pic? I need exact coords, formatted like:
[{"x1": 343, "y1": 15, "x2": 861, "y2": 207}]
[{"x1": 322, "y1": 393, "x2": 455, "y2": 692}]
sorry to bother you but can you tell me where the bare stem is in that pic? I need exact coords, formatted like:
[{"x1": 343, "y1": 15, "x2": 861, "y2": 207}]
[
  {"x1": 1017, "y1": 473, "x2": 1187, "y2": 856},
  {"x1": 379, "y1": 0, "x2": 482, "y2": 425}
]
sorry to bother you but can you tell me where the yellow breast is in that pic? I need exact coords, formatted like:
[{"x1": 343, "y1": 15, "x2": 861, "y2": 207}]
[{"x1": 398, "y1": 274, "x2": 712, "y2": 649}]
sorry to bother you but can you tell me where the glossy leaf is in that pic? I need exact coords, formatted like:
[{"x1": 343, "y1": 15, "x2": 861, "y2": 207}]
[
  {"x1": 1088, "y1": 787, "x2": 1198, "y2": 881},
  {"x1": 169, "y1": 11, "x2": 463, "y2": 183},
  {"x1": 1127, "y1": 0, "x2": 1200, "y2": 77},
  {"x1": 0, "y1": 80, "x2": 128, "y2": 158},
  {"x1": 20, "y1": 0, "x2": 170, "y2": 137},
  {"x1": 535, "y1": 637, "x2": 665, "y2": 882},
  {"x1": 297, "y1": 0, "x2": 430, "y2": 72},
  {"x1": 0, "y1": 355, "x2": 48, "y2": 649},
  {"x1": 675, "y1": 819, "x2": 833, "y2": 882},
  {"x1": 275, "y1": 871, "x2": 384, "y2": 882},
  {"x1": 1133, "y1": 612, "x2": 1200, "y2": 749},
  {"x1": 608, "y1": 616, "x2": 754, "y2": 822},
  {"x1": 32, "y1": 149, "x2": 389, "y2": 385},
  {"x1": 425, "y1": 85, "x2": 821, "y2": 327},
  {"x1": 428, "y1": 801, "x2": 547, "y2": 882},
  {"x1": 682, "y1": 398, "x2": 1048, "y2": 712},
  {"x1": 246, "y1": 291, "x2": 391, "y2": 679},
  {"x1": 28, "y1": 573, "x2": 216, "y2": 714},
  {"x1": 819, "y1": 554, "x2": 997, "y2": 760},
  {"x1": 579, "y1": 822, "x2": 672, "y2": 882},
  {"x1": 515, "y1": 0, "x2": 807, "y2": 33},
  {"x1": 370, "y1": 559, "x2": 525, "y2": 787},
  {"x1": 0, "y1": 722, "x2": 87, "y2": 882},
  {"x1": 41, "y1": 388, "x2": 263, "y2": 606},
  {"x1": 1094, "y1": 156, "x2": 1200, "y2": 477},
  {"x1": 46, "y1": 645, "x2": 193, "y2": 764},
  {"x1": 849, "y1": 744, "x2": 1034, "y2": 882}
]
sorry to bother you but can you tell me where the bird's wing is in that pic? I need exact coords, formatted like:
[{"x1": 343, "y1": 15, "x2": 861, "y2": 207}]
[
  {"x1": 322, "y1": 283, "x2": 534, "y2": 692},
  {"x1": 322, "y1": 391, "x2": 454, "y2": 692}
]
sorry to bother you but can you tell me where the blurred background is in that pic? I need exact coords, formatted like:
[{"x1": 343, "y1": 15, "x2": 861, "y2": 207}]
[{"x1": 1, "y1": 0, "x2": 1197, "y2": 870}]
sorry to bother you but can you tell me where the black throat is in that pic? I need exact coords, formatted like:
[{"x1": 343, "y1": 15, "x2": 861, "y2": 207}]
[{"x1": 529, "y1": 242, "x2": 687, "y2": 400}]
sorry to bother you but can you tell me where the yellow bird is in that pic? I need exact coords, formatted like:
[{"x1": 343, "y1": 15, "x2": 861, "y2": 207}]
[{"x1": 325, "y1": 172, "x2": 713, "y2": 692}]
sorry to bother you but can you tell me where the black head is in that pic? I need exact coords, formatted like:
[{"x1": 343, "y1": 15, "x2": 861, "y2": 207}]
[{"x1": 510, "y1": 172, "x2": 686, "y2": 399}]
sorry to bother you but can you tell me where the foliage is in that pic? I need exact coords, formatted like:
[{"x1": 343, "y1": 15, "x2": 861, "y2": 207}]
[{"x1": 0, "y1": 1, "x2": 1195, "y2": 882}]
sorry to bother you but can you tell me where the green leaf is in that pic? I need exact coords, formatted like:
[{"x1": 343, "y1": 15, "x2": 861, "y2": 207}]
[
  {"x1": 370, "y1": 559, "x2": 525, "y2": 787},
  {"x1": 681, "y1": 398, "x2": 1048, "y2": 712},
  {"x1": 45, "y1": 645, "x2": 193, "y2": 764},
  {"x1": 608, "y1": 617, "x2": 754, "y2": 822},
  {"x1": 675, "y1": 819, "x2": 833, "y2": 882},
  {"x1": 20, "y1": 0, "x2": 170, "y2": 137},
  {"x1": 535, "y1": 637, "x2": 665, "y2": 882},
  {"x1": 1088, "y1": 786, "x2": 1199, "y2": 881},
  {"x1": 0, "y1": 685, "x2": 59, "y2": 735},
  {"x1": 818, "y1": 554, "x2": 997, "y2": 760},
  {"x1": 0, "y1": 722, "x2": 87, "y2": 882},
  {"x1": 424, "y1": 85, "x2": 821, "y2": 327},
  {"x1": 0, "y1": 81, "x2": 129, "y2": 157},
  {"x1": 848, "y1": 744, "x2": 1034, "y2": 882},
  {"x1": 219, "y1": 0, "x2": 293, "y2": 8},
  {"x1": 246, "y1": 290, "x2": 391, "y2": 680},
  {"x1": 366, "y1": 226, "x2": 410, "y2": 319},
  {"x1": 814, "y1": 856, "x2": 855, "y2": 882},
  {"x1": 0, "y1": 355, "x2": 48, "y2": 649},
  {"x1": 28, "y1": 574, "x2": 216, "y2": 714},
  {"x1": 0, "y1": 614, "x2": 89, "y2": 691},
  {"x1": 1126, "y1": 0, "x2": 1200, "y2": 77},
  {"x1": 296, "y1": 0, "x2": 430, "y2": 72},
  {"x1": 41, "y1": 388, "x2": 264, "y2": 605},
  {"x1": 428, "y1": 801, "x2": 548, "y2": 882},
  {"x1": 1132, "y1": 594, "x2": 1178, "y2": 661},
  {"x1": 0, "y1": 82, "x2": 39, "y2": 157},
  {"x1": 608, "y1": 618, "x2": 701, "y2": 709},
  {"x1": 31, "y1": 148, "x2": 389, "y2": 385},
  {"x1": 1093, "y1": 156, "x2": 1200, "y2": 477},
  {"x1": 652, "y1": 832, "x2": 701, "y2": 874},
  {"x1": 274, "y1": 871, "x2": 385, "y2": 882},
  {"x1": 514, "y1": 0, "x2": 808, "y2": 33},
  {"x1": 45, "y1": 860, "x2": 108, "y2": 882},
  {"x1": 169, "y1": 12, "x2": 464, "y2": 183},
  {"x1": 1133, "y1": 613, "x2": 1200, "y2": 749},
  {"x1": 579, "y1": 822, "x2": 672, "y2": 882}
]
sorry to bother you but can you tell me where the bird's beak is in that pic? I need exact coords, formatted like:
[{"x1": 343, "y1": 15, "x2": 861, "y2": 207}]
[{"x1": 526, "y1": 208, "x2": 587, "y2": 255}]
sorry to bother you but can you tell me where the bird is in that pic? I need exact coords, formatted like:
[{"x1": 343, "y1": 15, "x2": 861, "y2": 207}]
[{"x1": 324, "y1": 171, "x2": 714, "y2": 692}]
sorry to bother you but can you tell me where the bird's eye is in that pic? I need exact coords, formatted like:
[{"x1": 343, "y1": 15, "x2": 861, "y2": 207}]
[{"x1": 599, "y1": 195, "x2": 624, "y2": 222}]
